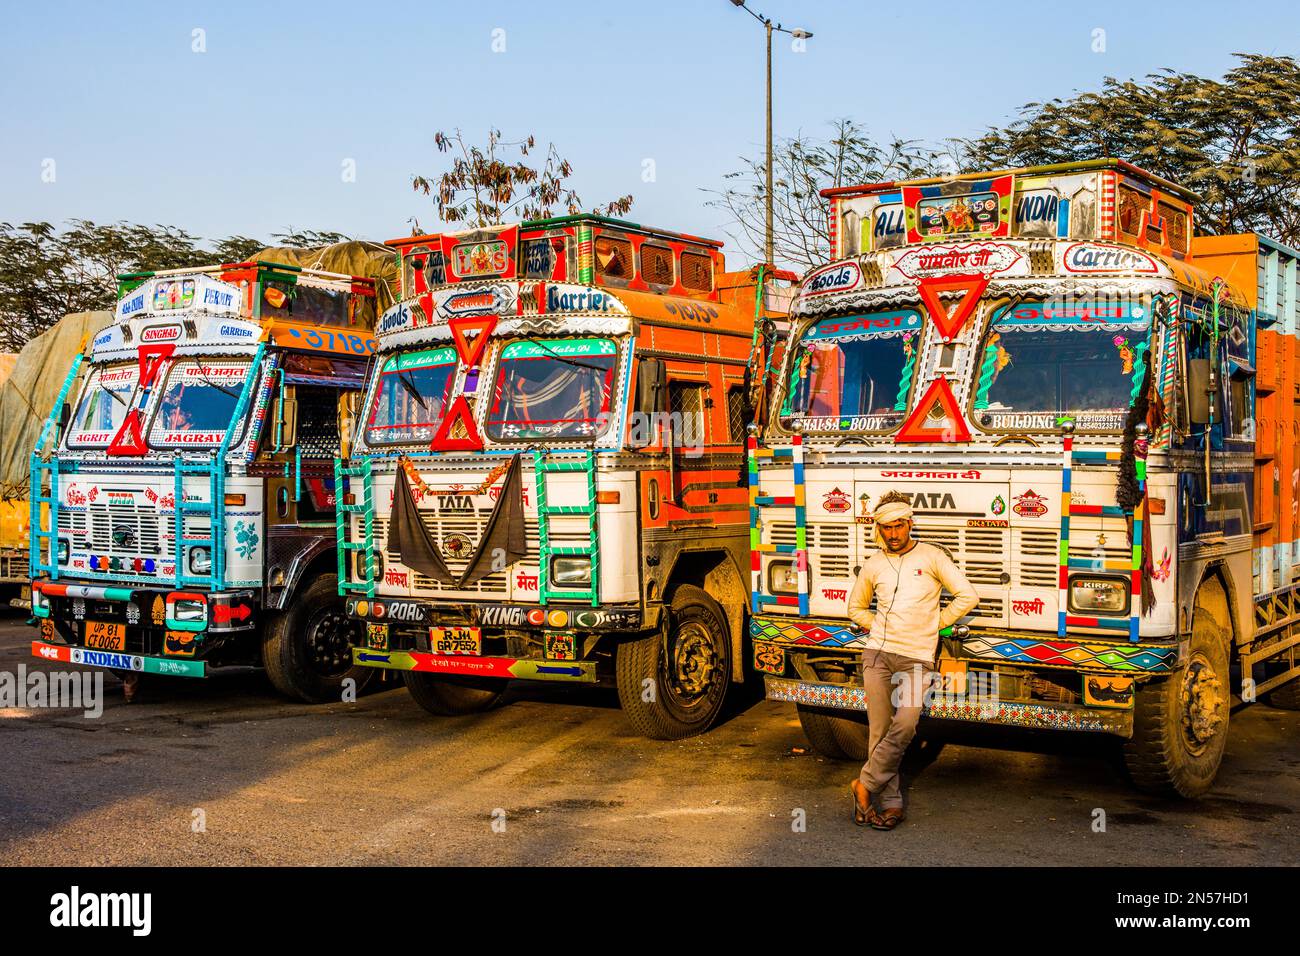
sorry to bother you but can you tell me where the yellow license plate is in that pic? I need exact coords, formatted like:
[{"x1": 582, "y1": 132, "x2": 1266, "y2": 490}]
[
  {"x1": 85, "y1": 620, "x2": 126, "y2": 650},
  {"x1": 431, "y1": 626, "x2": 481, "y2": 656}
]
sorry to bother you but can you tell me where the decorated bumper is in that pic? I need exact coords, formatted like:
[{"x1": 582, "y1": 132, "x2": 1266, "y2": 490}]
[
  {"x1": 350, "y1": 647, "x2": 595, "y2": 682},
  {"x1": 32, "y1": 640, "x2": 206, "y2": 678},
  {"x1": 764, "y1": 675, "x2": 1132, "y2": 734}
]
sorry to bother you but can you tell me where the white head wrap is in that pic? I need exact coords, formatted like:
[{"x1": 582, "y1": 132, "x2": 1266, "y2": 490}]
[{"x1": 872, "y1": 499, "x2": 914, "y2": 525}]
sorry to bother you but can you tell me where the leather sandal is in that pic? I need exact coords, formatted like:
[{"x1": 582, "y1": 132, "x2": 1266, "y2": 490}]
[
  {"x1": 848, "y1": 780, "x2": 872, "y2": 827},
  {"x1": 871, "y1": 807, "x2": 905, "y2": 830}
]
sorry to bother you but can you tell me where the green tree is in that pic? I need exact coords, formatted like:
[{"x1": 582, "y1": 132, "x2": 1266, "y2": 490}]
[
  {"x1": 963, "y1": 53, "x2": 1300, "y2": 243},
  {"x1": 412, "y1": 128, "x2": 633, "y2": 228},
  {"x1": 708, "y1": 119, "x2": 944, "y2": 270}
]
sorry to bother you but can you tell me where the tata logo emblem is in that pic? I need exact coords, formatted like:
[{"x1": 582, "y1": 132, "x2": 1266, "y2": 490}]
[
  {"x1": 1013, "y1": 489, "x2": 1048, "y2": 518},
  {"x1": 442, "y1": 532, "x2": 473, "y2": 559},
  {"x1": 822, "y1": 487, "x2": 851, "y2": 513}
]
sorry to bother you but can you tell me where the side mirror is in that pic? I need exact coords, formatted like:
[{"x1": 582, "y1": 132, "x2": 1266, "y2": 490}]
[
  {"x1": 631, "y1": 358, "x2": 667, "y2": 450},
  {"x1": 58, "y1": 401, "x2": 71, "y2": 434},
  {"x1": 635, "y1": 358, "x2": 667, "y2": 417},
  {"x1": 1186, "y1": 358, "x2": 1212, "y2": 425}
]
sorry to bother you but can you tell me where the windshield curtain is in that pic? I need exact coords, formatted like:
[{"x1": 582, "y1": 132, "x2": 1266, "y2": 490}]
[
  {"x1": 783, "y1": 309, "x2": 923, "y2": 432},
  {"x1": 66, "y1": 363, "x2": 139, "y2": 448},
  {"x1": 147, "y1": 359, "x2": 251, "y2": 447},
  {"x1": 971, "y1": 299, "x2": 1151, "y2": 432},
  {"x1": 364, "y1": 348, "x2": 457, "y2": 446},
  {"x1": 486, "y1": 338, "x2": 617, "y2": 441}
]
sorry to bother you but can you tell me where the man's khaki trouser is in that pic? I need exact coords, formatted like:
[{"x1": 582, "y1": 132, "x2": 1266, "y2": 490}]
[{"x1": 857, "y1": 649, "x2": 936, "y2": 810}]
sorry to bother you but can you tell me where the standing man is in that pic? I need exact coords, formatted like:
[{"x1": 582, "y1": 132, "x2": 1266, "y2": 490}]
[{"x1": 847, "y1": 491, "x2": 979, "y2": 830}]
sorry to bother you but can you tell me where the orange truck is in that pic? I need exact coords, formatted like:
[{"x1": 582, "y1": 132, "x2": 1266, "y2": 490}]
[
  {"x1": 336, "y1": 216, "x2": 792, "y2": 737},
  {"x1": 750, "y1": 159, "x2": 1300, "y2": 796}
]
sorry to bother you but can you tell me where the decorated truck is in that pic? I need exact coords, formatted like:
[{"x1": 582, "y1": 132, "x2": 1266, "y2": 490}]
[
  {"x1": 749, "y1": 159, "x2": 1300, "y2": 796},
  {"x1": 29, "y1": 262, "x2": 379, "y2": 702},
  {"x1": 336, "y1": 216, "x2": 791, "y2": 738}
]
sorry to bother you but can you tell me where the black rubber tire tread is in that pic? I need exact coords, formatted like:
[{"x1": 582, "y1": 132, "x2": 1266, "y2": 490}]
[
  {"x1": 616, "y1": 584, "x2": 731, "y2": 740},
  {"x1": 401, "y1": 671, "x2": 506, "y2": 716},
  {"x1": 1122, "y1": 607, "x2": 1229, "y2": 798},
  {"x1": 262, "y1": 573, "x2": 373, "y2": 703}
]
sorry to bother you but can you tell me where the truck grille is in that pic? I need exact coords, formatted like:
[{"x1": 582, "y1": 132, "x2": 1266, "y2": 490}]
[
  {"x1": 88, "y1": 503, "x2": 162, "y2": 555},
  {"x1": 371, "y1": 511, "x2": 588, "y2": 595}
]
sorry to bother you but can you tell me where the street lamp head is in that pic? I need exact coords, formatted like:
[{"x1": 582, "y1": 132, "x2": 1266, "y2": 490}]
[
  {"x1": 791, "y1": 28, "x2": 813, "y2": 38},
  {"x1": 729, "y1": 0, "x2": 745, "y2": 6}
]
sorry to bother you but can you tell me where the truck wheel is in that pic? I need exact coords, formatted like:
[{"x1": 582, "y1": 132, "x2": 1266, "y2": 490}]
[
  {"x1": 797, "y1": 705, "x2": 870, "y2": 759},
  {"x1": 617, "y1": 584, "x2": 731, "y2": 739},
  {"x1": 262, "y1": 573, "x2": 373, "y2": 703},
  {"x1": 1123, "y1": 607, "x2": 1229, "y2": 797},
  {"x1": 1264, "y1": 666, "x2": 1300, "y2": 710},
  {"x1": 402, "y1": 673, "x2": 506, "y2": 716},
  {"x1": 796, "y1": 705, "x2": 944, "y2": 765}
]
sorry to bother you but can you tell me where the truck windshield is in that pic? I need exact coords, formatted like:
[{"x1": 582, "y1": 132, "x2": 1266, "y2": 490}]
[
  {"x1": 486, "y1": 338, "x2": 617, "y2": 441},
  {"x1": 148, "y1": 359, "x2": 251, "y2": 447},
  {"x1": 365, "y1": 347, "x2": 457, "y2": 446},
  {"x1": 971, "y1": 300, "x2": 1150, "y2": 432},
  {"x1": 783, "y1": 309, "x2": 923, "y2": 432},
  {"x1": 66, "y1": 363, "x2": 138, "y2": 447}
]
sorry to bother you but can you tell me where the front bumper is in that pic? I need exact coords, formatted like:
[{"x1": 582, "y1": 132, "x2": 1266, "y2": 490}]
[
  {"x1": 351, "y1": 647, "x2": 596, "y2": 682},
  {"x1": 33, "y1": 640, "x2": 206, "y2": 678},
  {"x1": 764, "y1": 676, "x2": 1132, "y2": 734},
  {"x1": 31, "y1": 578, "x2": 258, "y2": 664}
]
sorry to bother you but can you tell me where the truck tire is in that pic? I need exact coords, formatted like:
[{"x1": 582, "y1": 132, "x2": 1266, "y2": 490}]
[
  {"x1": 796, "y1": 705, "x2": 945, "y2": 765},
  {"x1": 1123, "y1": 607, "x2": 1229, "y2": 797},
  {"x1": 402, "y1": 672, "x2": 506, "y2": 716},
  {"x1": 262, "y1": 573, "x2": 373, "y2": 703},
  {"x1": 616, "y1": 584, "x2": 731, "y2": 740},
  {"x1": 1264, "y1": 666, "x2": 1300, "y2": 710}
]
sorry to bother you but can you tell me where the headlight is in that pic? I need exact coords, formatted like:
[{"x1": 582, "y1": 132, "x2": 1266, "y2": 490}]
[
  {"x1": 56, "y1": 538, "x2": 70, "y2": 564},
  {"x1": 767, "y1": 560, "x2": 799, "y2": 595},
  {"x1": 171, "y1": 598, "x2": 207, "y2": 623},
  {"x1": 551, "y1": 557, "x2": 592, "y2": 586},
  {"x1": 360, "y1": 550, "x2": 383, "y2": 580},
  {"x1": 1070, "y1": 576, "x2": 1130, "y2": 614},
  {"x1": 189, "y1": 547, "x2": 212, "y2": 574}
]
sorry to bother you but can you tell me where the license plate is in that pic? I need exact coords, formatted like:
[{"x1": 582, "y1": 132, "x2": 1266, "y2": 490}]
[
  {"x1": 85, "y1": 620, "x2": 125, "y2": 650},
  {"x1": 431, "y1": 626, "x2": 481, "y2": 656}
]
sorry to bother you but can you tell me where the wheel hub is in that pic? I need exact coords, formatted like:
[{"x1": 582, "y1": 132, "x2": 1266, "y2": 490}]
[
  {"x1": 1180, "y1": 654, "x2": 1225, "y2": 750},
  {"x1": 306, "y1": 609, "x2": 353, "y2": 676},
  {"x1": 669, "y1": 623, "x2": 717, "y2": 700}
]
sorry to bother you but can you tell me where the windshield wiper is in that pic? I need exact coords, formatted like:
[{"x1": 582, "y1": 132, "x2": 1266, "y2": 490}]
[
  {"x1": 193, "y1": 365, "x2": 240, "y2": 400},
  {"x1": 521, "y1": 339, "x2": 610, "y2": 374},
  {"x1": 98, "y1": 383, "x2": 127, "y2": 407},
  {"x1": 396, "y1": 370, "x2": 428, "y2": 409}
]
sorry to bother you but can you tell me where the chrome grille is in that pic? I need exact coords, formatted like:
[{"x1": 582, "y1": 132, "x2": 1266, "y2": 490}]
[
  {"x1": 370, "y1": 511, "x2": 587, "y2": 595},
  {"x1": 769, "y1": 521, "x2": 851, "y2": 578},
  {"x1": 88, "y1": 502, "x2": 161, "y2": 555}
]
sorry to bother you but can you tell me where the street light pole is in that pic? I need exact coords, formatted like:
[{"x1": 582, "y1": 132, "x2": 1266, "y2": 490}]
[
  {"x1": 728, "y1": 2, "x2": 812, "y2": 267},
  {"x1": 765, "y1": 17, "x2": 773, "y2": 266}
]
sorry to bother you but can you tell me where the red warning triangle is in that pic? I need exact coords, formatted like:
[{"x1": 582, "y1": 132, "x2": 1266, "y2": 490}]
[
  {"x1": 137, "y1": 343, "x2": 176, "y2": 388},
  {"x1": 106, "y1": 408, "x2": 148, "y2": 456},
  {"x1": 429, "y1": 395, "x2": 483, "y2": 451},
  {"x1": 448, "y1": 315, "x2": 497, "y2": 368},
  {"x1": 917, "y1": 274, "x2": 989, "y2": 341},
  {"x1": 895, "y1": 376, "x2": 971, "y2": 443}
]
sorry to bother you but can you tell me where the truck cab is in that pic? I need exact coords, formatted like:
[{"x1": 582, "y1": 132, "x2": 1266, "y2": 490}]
[
  {"x1": 751, "y1": 159, "x2": 1300, "y2": 796},
  {"x1": 29, "y1": 261, "x2": 379, "y2": 701},
  {"x1": 338, "y1": 216, "x2": 791, "y2": 737}
]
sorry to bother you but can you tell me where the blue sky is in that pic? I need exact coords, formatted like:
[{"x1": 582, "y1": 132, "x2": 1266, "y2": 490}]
[{"x1": 1, "y1": 0, "x2": 1296, "y2": 261}]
